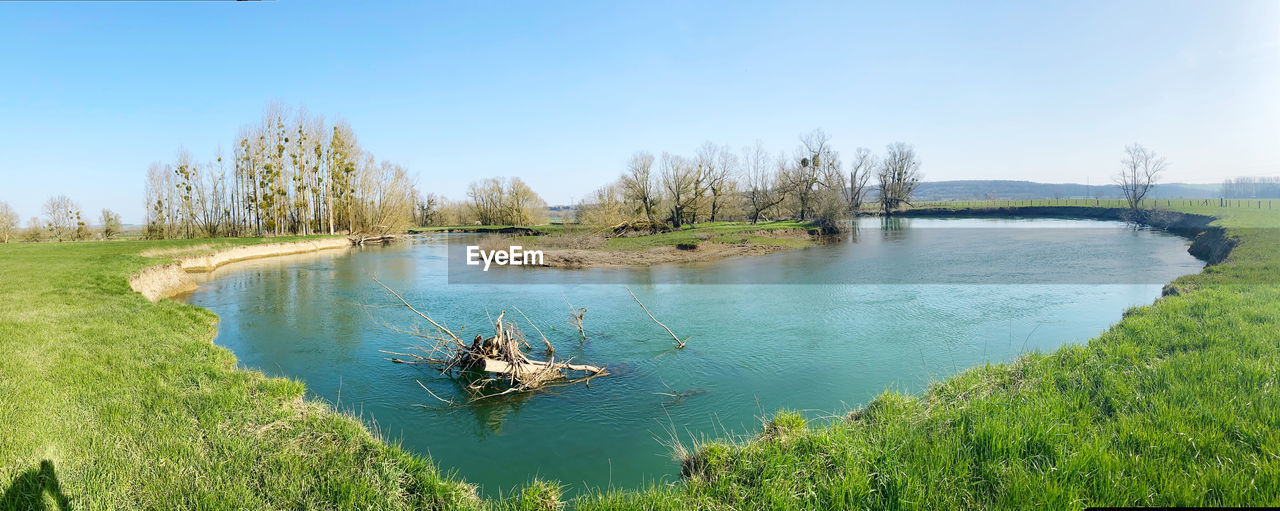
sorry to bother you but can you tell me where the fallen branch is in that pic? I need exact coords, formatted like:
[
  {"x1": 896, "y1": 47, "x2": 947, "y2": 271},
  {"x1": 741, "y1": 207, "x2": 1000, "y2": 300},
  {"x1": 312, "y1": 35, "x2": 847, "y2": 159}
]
[
  {"x1": 372, "y1": 277, "x2": 464, "y2": 346},
  {"x1": 626, "y1": 287, "x2": 686, "y2": 349},
  {"x1": 564, "y1": 294, "x2": 587, "y2": 341},
  {"x1": 514, "y1": 306, "x2": 554, "y2": 355}
]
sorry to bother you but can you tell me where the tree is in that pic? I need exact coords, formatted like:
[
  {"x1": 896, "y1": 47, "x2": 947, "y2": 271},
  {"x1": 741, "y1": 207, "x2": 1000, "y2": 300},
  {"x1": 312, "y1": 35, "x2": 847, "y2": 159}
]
[
  {"x1": 144, "y1": 161, "x2": 173, "y2": 239},
  {"x1": 0, "y1": 201, "x2": 17, "y2": 243},
  {"x1": 844, "y1": 147, "x2": 875, "y2": 213},
  {"x1": 504, "y1": 177, "x2": 547, "y2": 225},
  {"x1": 416, "y1": 192, "x2": 442, "y2": 226},
  {"x1": 621, "y1": 152, "x2": 660, "y2": 224},
  {"x1": 42, "y1": 195, "x2": 79, "y2": 242},
  {"x1": 351, "y1": 160, "x2": 417, "y2": 236},
  {"x1": 877, "y1": 143, "x2": 921, "y2": 214},
  {"x1": 660, "y1": 153, "x2": 697, "y2": 228},
  {"x1": 741, "y1": 141, "x2": 786, "y2": 224},
  {"x1": 576, "y1": 181, "x2": 628, "y2": 226},
  {"x1": 467, "y1": 178, "x2": 505, "y2": 225},
  {"x1": 1115, "y1": 144, "x2": 1166, "y2": 212},
  {"x1": 696, "y1": 142, "x2": 736, "y2": 222},
  {"x1": 100, "y1": 209, "x2": 122, "y2": 239},
  {"x1": 1223, "y1": 176, "x2": 1280, "y2": 198},
  {"x1": 784, "y1": 130, "x2": 836, "y2": 221},
  {"x1": 23, "y1": 217, "x2": 42, "y2": 242}
]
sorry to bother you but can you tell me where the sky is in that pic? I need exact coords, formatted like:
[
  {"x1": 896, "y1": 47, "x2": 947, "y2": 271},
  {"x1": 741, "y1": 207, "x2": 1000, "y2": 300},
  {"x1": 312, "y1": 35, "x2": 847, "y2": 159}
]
[{"x1": 1, "y1": 1, "x2": 1277, "y2": 223}]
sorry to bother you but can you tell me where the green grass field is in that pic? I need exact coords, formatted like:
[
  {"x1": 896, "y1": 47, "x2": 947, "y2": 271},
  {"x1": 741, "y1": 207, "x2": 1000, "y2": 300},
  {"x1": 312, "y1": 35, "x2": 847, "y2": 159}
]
[
  {"x1": 0, "y1": 236, "x2": 482, "y2": 510},
  {"x1": 2, "y1": 204, "x2": 1277, "y2": 509}
]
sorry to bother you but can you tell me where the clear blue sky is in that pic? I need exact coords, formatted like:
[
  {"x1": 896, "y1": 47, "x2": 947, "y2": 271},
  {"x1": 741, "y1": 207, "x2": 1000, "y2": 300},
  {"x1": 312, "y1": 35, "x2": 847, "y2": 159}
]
[{"x1": 2, "y1": 0, "x2": 1277, "y2": 223}]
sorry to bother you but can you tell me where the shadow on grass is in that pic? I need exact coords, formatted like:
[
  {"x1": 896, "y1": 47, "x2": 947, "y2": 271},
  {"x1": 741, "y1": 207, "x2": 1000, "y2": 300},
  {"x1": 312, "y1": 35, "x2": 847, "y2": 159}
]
[{"x1": 1, "y1": 460, "x2": 70, "y2": 511}]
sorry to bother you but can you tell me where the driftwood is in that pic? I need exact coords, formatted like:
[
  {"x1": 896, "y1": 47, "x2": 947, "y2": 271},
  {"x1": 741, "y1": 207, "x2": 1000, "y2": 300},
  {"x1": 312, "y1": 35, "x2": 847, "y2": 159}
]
[
  {"x1": 564, "y1": 294, "x2": 587, "y2": 341},
  {"x1": 350, "y1": 234, "x2": 397, "y2": 245},
  {"x1": 376, "y1": 279, "x2": 606, "y2": 403},
  {"x1": 626, "y1": 287, "x2": 687, "y2": 349},
  {"x1": 514, "y1": 306, "x2": 554, "y2": 355}
]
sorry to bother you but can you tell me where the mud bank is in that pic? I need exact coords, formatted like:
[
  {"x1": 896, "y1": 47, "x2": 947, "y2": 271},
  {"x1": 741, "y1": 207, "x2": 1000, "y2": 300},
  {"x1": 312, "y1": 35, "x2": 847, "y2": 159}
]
[{"x1": 129, "y1": 238, "x2": 352, "y2": 301}]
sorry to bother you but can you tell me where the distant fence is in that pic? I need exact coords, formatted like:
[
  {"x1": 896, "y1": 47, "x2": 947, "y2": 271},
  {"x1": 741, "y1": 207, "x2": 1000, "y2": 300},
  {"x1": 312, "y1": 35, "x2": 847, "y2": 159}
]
[{"x1": 907, "y1": 198, "x2": 1279, "y2": 210}]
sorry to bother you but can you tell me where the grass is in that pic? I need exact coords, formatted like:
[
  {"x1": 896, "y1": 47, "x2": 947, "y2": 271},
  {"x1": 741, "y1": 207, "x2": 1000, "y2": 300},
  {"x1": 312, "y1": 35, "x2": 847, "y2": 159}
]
[
  {"x1": 3, "y1": 204, "x2": 1277, "y2": 509},
  {"x1": 571, "y1": 203, "x2": 1280, "y2": 509},
  {"x1": 0, "y1": 235, "x2": 482, "y2": 510}
]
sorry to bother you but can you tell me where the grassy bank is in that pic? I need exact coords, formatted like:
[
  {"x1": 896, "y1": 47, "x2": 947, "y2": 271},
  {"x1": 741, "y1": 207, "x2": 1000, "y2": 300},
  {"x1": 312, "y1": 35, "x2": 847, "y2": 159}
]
[
  {"x1": 0, "y1": 236, "x2": 481, "y2": 509},
  {"x1": 574, "y1": 204, "x2": 1280, "y2": 509}
]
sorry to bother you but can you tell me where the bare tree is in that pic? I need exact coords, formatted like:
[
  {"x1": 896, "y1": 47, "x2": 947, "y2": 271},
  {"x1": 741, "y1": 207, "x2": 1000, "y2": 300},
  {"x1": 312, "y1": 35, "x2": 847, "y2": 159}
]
[
  {"x1": 504, "y1": 177, "x2": 547, "y2": 225},
  {"x1": 576, "y1": 181, "x2": 628, "y2": 226},
  {"x1": 877, "y1": 143, "x2": 921, "y2": 214},
  {"x1": 845, "y1": 147, "x2": 875, "y2": 213},
  {"x1": 1223, "y1": 176, "x2": 1280, "y2": 198},
  {"x1": 42, "y1": 195, "x2": 79, "y2": 242},
  {"x1": 1115, "y1": 143, "x2": 1166, "y2": 212},
  {"x1": 23, "y1": 217, "x2": 42, "y2": 242},
  {"x1": 467, "y1": 178, "x2": 505, "y2": 225},
  {"x1": 0, "y1": 201, "x2": 17, "y2": 243},
  {"x1": 784, "y1": 130, "x2": 836, "y2": 221},
  {"x1": 660, "y1": 153, "x2": 697, "y2": 228},
  {"x1": 621, "y1": 152, "x2": 660, "y2": 224},
  {"x1": 696, "y1": 142, "x2": 736, "y2": 222},
  {"x1": 100, "y1": 209, "x2": 122, "y2": 239},
  {"x1": 741, "y1": 141, "x2": 786, "y2": 223},
  {"x1": 352, "y1": 160, "x2": 417, "y2": 237}
]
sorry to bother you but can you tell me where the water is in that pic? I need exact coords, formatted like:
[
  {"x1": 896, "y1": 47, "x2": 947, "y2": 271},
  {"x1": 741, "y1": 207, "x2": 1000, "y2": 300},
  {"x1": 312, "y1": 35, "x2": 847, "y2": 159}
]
[{"x1": 180, "y1": 218, "x2": 1204, "y2": 496}]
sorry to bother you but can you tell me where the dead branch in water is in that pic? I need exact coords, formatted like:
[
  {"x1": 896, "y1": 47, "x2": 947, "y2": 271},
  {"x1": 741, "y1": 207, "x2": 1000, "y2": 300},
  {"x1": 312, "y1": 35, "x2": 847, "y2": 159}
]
[
  {"x1": 626, "y1": 287, "x2": 687, "y2": 349},
  {"x1": 372, "y1": 276, "x2": 463, "y2": 346},
  {"x1": 563, "y1": 294, "x2": 587, "y2": 341},
  {"x1": 376, "y1": 279, "x2": 606, "y2": 404},
  {"x1": 515, "y1": 306, "x2": 554, "y2": 355}
]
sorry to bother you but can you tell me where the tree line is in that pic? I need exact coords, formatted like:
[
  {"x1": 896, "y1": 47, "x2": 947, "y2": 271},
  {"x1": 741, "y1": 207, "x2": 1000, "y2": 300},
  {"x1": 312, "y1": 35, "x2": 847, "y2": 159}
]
[
  {"x1": 571, "y1": 129, "x2": 921, "y2": 232},
  {"x1": 1222, "y1": 177, "x2": 1280, "y2": 199},
  {"x1": 0, "y1": 196, "x2": 121, "y2": 243},
  {"x1": 143, "y1": 102, "x2": 416, "y2": 239}
]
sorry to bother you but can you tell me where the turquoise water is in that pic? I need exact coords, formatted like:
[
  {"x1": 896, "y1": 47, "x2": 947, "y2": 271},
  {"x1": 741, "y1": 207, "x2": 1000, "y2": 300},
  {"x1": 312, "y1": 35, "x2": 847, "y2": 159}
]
[{"x1": 181, "y1": 218, "x2": 1204, "y2": 496}]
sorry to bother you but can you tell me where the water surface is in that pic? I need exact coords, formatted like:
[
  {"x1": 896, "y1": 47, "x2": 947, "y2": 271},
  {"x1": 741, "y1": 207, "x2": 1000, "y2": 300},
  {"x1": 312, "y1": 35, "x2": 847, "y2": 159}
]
[{"x1": 181, "y1": 218, "x2": 1203, "y2": 496}]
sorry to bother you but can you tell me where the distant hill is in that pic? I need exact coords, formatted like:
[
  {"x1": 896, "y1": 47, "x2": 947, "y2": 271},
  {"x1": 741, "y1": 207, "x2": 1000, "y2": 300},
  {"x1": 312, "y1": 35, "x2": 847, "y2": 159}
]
[{"x1": 913, "y1": 180, "x2": 1220, "y2": 200}]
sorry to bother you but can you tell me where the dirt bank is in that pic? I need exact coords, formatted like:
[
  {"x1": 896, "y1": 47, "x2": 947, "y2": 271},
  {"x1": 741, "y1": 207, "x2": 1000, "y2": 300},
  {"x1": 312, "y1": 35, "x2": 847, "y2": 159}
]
[{"x1": 129, "y1": 238, "x2": 353, "y2": 301}]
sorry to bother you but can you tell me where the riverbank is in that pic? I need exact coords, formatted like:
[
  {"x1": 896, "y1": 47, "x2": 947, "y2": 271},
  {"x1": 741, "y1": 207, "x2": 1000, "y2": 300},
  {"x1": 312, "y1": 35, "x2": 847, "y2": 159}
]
[
  {"x1": 128, "y1": 237, "x2": 353, "y2": 301},
  {"x1": 0, "y1": 235, "x2": 482, "y2": 509},
  {"x1": 576, "y1": 204, "x2": 1280, "y2": 509}
]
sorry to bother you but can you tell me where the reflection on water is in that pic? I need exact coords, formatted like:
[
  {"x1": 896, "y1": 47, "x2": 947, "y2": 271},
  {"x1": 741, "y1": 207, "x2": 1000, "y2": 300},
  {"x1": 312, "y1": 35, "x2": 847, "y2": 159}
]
[{"x1": 182, "y1": 218, "x2": 1204, "y2": 497}]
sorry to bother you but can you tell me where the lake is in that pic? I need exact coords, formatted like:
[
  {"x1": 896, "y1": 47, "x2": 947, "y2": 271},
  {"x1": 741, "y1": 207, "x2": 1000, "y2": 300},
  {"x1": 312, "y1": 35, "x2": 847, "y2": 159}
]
[{"x1": 180, "y1": 217, "x2": 1204, "y2": 496}]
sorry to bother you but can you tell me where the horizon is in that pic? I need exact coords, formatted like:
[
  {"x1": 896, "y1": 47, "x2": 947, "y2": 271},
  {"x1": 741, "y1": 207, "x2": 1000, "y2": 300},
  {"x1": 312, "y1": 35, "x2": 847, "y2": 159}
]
[{"x1": 2, "y1": 0, "x2": 1278, "y2": 223}]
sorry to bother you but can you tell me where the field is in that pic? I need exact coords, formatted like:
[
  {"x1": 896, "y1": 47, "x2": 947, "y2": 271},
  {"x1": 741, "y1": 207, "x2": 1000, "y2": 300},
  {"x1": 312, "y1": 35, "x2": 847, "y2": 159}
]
[
  {"x1": 2, "y1": 203, "x2": 1277, "y2": 509},
  {"x1": 0, "y1": 236, "x2": 481, "y2": 510}
]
